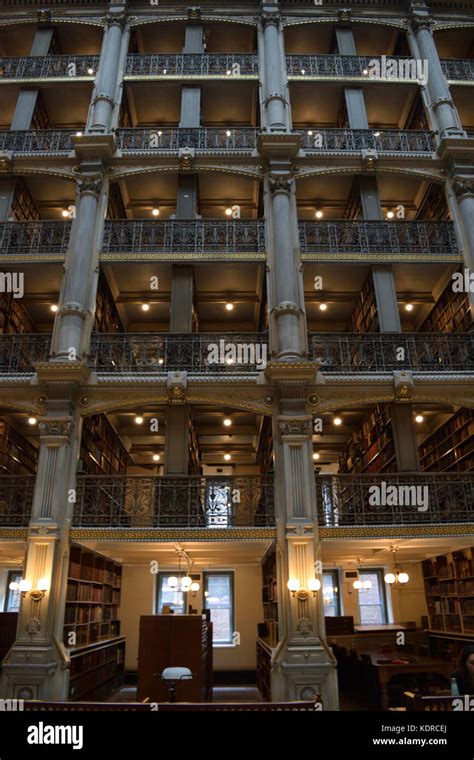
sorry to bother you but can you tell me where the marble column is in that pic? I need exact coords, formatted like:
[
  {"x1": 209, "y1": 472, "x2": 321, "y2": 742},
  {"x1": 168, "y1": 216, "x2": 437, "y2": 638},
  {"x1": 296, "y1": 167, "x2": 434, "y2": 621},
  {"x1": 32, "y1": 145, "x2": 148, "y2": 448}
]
[
  {"x1": 450, "y1": 175, "x2": 474, "y2": 319},
  {"x1": 0, "y1": 405, "x2": 82, "y2": 700},
  {"x1": 87, "y1": 12, "x2": 129, "y2": 133},
  {"x1": 259, "y1": 8, "x2": 290, "y2": 131},
  {"x1": 408, "y1": 6, "x2": 464, "y2": 139}
]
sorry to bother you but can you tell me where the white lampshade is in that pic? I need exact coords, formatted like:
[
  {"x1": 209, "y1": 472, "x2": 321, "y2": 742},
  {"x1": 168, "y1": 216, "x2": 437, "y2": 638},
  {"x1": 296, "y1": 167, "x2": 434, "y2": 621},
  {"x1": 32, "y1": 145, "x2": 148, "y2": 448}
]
[
  {"x1": 397, "y1": 572, "x2": 409, "y2": 584},
  {"x1": 353, "y1": 580, "x2": 362, "y2": 590},
  {"x1": 19, "y1": 579, "x2": 32, "y2": 592},
  {"x1": 167, "y1": 576, "x2": 178, "y2": 589},
  {"x1": 287, "y1": 579, "x2": 300, "y2": 592},
  {"x1": 9, "y1": 581, "x2": 19, "y2": 591},
  {"x1": 181, "y1": 576, "x2": 192, "y2": 590},
  {"x1": 190, "y1": 582, "x2": 200, "y2": 592},
  {"x1": 37, "y1": 578, "x2": 49, "y2": 591},
  {"x1": 384, "y1": 572, "x2": 396, "y2": 585},
  {"x1": 308, "y1": 578, "x2": 321, "y2": 592}
]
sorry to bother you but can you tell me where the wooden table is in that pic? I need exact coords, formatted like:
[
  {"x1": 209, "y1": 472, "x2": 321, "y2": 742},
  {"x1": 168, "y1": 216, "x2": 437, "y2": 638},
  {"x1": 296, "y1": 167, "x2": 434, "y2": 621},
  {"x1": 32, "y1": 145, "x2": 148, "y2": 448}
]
[{"x1": 361, "y1": 650, "x2": 452, "y2": 710}]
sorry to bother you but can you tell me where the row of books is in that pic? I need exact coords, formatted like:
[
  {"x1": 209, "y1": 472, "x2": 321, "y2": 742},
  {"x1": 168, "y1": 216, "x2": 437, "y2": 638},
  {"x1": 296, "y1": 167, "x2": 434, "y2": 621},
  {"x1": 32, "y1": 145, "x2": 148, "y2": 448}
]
[{"x1": 66, "y1": 582, "x2": 116, "y2": 603}]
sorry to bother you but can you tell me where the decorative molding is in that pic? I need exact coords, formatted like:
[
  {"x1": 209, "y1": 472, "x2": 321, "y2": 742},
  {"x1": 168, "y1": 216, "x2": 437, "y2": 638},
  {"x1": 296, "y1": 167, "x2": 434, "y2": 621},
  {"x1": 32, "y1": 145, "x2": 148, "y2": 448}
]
[
  {"x1": 296, "y1": 618, "x2": 313, "y2": 636},
  {"x1": 104, "y1": 12, "x2": 128, "y2": 31},
  {"x1": 319, "y1": 525, "x2": 474, "y2": 539},
  {"x1": 261, "y1": 12, "x2": 281, "y2": 31},
  {"x1": 77, "y1": 176, "x2": 103, "y2": 197},
  {"x1": 268, "y1": 176, "x2": 293, "y2": 195},
  {"x1": 393, "y1": 371, "x2": 414, "y2": 402},
  {"x1": 70, "y1": 528, "x2": 277, "y2": 541},
  {"x1": 453, "y1": 177, "x2": 474, "y2": 199},
  {"x1": 38, "y1": 420, "x2": 74, "y2": 439},
  {"x1": 278, "y1": 417, "x2": 312, "y2": 438}
]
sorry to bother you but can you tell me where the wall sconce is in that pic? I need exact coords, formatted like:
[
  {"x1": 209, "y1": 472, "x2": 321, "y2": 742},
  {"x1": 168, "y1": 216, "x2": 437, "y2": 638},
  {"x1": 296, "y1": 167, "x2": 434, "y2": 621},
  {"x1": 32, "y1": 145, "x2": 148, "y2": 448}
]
[
  {"x1": 9, "y1": 578, "x2": 48, "y2": 602},
  {"x1": 287, "y1": 578, "x2": 321, "y2": 600}
]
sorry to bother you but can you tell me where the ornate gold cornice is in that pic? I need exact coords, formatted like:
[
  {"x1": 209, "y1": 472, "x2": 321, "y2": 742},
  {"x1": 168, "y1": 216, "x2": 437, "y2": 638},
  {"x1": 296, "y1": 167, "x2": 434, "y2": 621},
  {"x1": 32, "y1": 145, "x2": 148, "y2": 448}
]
[
  {"x1": 70, "y1": 528, "x2": 277, "y2": 541},
  {"x1": 319, "y1": 525, "x2": 474, "y2": 539}
]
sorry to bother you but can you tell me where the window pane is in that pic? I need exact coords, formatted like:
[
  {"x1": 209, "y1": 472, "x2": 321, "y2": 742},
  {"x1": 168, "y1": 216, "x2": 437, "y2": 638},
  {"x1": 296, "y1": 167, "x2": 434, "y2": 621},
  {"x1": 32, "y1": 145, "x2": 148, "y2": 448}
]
[
  {"x1": 5, "y1": 571, "x2": 21, "y2": 612},
  {"x1": 158, "y1": 575, "x2": 185, "y2": 614},
  {"x1": 204, "y1": 574, "x2": 233, "y2": 644},
  {"x1": 323, "y1": 572, "x2": 339, "y2": 617},
  {"x1": 358, "y1": 571, "x2": 386, "y2": 625}
]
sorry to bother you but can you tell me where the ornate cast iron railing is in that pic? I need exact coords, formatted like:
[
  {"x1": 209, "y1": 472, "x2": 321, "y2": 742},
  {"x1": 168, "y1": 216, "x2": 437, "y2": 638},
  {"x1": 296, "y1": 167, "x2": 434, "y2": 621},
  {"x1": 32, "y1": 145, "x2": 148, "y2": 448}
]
[
  {"x1": 0, "y1": 55, "x2": 99, "y2": 79},
  {"x1": 90, "y1": 333, "x2": 269, "y2": 374},
  {"x1": 300, "y1": 129, "x2": 435, "y2": 153},
  {"x1": 74, "y1": 475, "x2": 275, "y2": 528},
  {"x1": 0, "y1": 130, "x2": 76, "y2": 153},
  {"x1": 286, "y1": 54, "x2": 418, "y2": 79},
  {"x1": 102, "y1": 220, "x2": 266, "y2": 256},
  {"x1": 0, "y1": 222, "x2": 71, "y2": 258},
  {"x1": 0, "y1": 476, "x2": 35, "y2": 526},
  {"x1": 309, "y1": 333, "x2": 474, "y2": 374},
  {"x1": 116, "y1": 127, "x2": 258, "y2": 153},
  {"x1": 299, "y1": 221, "x2": 459, "y2": 259},
  {"x1": 125, "y1": 54, "x2": 259, "y2": 77},
  {"x1": 316, "y1": 473, "x2": 474, "y2": 527},
  {"x1": 0, "y1": 334, "x2": 51, "y2": 373},
  {"x1": 440, "y1": 59, "x2": 474, "y2": 81}
]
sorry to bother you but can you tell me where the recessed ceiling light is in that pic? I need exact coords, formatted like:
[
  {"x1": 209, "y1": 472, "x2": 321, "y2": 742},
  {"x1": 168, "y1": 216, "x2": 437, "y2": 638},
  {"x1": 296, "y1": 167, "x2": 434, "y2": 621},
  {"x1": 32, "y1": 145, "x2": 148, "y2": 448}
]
[
  {"x1": 135, "y1": 416, "x2": 144, "y2": 425},
  {"x1": 225, "y1": 303, "x2": 234, "y2": 311},
  {"x1": 87, "y1": 68, "x2": 94, "y2": 75},
  {"x1": 75, "y1": 131, "x2": 83, "y2": 137},
  {"x1": 226, "y1": 358, "x2": 234, "y2": 365},
  {"x1": 158, "y1": 358, "x2": 164, "y2": 365},
  {"x1": 333, "y1": 417, "x2": 342, "y2": 426},
  {"x1": 225, "y1": 207, "x2": 233, "y2": 216},
  {"x1": 319, "y1": 303, "x2": 327, "y2": 311},
  {"x1": 225, "y1": 130, "x2": 232, "y2": 137},
  {"x1": 61, "y1": 209, "x2": 69, "y2": 218},
  {"x1": 415, "y1": 414, "x2": 424, "y2": 423},
  {"x1": 28, "y1": 417, "x2": 37, "y2": 425},
  {"x1": 405, "y1": 303, "x2": 414, "y2": 312},
  {"x1": 386, "y1": 210, "x2": 395, "y2": 219},
  {"x1": 224, "y1": 453, "x2": 231, "y2": 461},
  {"x1": 223, "y1": 418, "x2": 232, "y2": 427},
  {"x1": 50, "y1": 304, "x2": 58, "y2": 313},
  {"x1": 152, "y1": 207, "x2": 160, "y2": 217},
  {"x1": 307, "y1": 130, "x2": 313, "y2": 136},
  {"x1": 315, "y1": 210, "x2": 323, "y2": 219},
  {"x1": 153, "y1": 454, "x2": 160, "y2": 462},
  {"x1": 373, "y1": 131, "x2": 381, "y2": 137},
  {"x1": 362, "y1": 68, "x2": 368, "y2": 75},
  {"x1": 313, "y1": 452, "x2": 320, "y2": 460},
  {"x1": 301, "y1": 69, "x2": 306, "y2": 75},
  {"x1": 142, "y1": 303, "x2": 150, "y2": 311},
  {"x1": 157, "y1": 130, "x2": 163, "y2": 137},
  {"x1": 226, "y1": 70, "x2": 231, "y2": 76}
]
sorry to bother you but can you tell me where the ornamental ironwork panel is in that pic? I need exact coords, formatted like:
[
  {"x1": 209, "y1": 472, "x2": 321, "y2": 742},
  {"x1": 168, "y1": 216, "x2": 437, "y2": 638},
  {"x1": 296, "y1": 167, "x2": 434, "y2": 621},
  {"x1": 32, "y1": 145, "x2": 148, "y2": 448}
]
[
  {"x1": 441, "y1": 59, "x2": 474, "y2": 80},
  {"x1": 125, "y1": 54, "x2": 259, "y2": 77},
  {"x1": 299, "y1": 221, "x2": 459, "y2": 257},
  {"x1": 286, "y1": 55, "x2": 411, "y2": 78},
  {"x1": 102, "y1": 220, "x2": 266, "y2": 255},
  {"x1": 89, "y1": 333, "x2": 269, "y2": 374},
  {"x1": 117, "y1": 127, "x2": 258, "y2": 153},
  {"x1": 0, "y1": 55, "x2": 99, "y2": 79},
  {"x1": 74, "y1": 475, "x2": 275, "y2": 528},
  {"x1": 0, "y1": 130, "x2": 75, "y2": 153},
  {"x1": 301, "y1": 129, "x2": 435, "y2": 153},
  {"x1": 0, "y1": 222, "x2": 71, "y2": 257},
  {"x1": 309, "y1": 333, "x2": 474, "y2": 373},
  {"x1": 315, "y1": 473, "x2": 474, "y2": 526},
  {"x1": 0, "y1": 334, "x2": 51, "y2": 373},
  {"x1": 0, "y1": 476, "x2": 35, "y2": 526}
]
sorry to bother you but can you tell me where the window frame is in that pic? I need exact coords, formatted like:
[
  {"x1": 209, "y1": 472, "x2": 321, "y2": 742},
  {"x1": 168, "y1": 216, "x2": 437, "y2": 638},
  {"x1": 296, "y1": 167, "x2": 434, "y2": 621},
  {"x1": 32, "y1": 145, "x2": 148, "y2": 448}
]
[
  {"x1": 4, "y1": 570, "x2": 22, "y2": 612},
  {"x1": 203, "y1": 571, "x2": 234, "y2": 646},
  {"x1": 156, "y1": 572, "x2": 187, "y2": 615},
  {"x1": 322, "y1": 570, "x2": 341, "y2": 617},
  {"x1": 357, "y1": 569, "x2": 388, "y2": 625}
]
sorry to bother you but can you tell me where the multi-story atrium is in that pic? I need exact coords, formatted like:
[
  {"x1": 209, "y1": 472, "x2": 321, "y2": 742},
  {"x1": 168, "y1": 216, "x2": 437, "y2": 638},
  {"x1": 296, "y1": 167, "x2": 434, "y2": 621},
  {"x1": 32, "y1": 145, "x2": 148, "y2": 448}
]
[{"x1": 0, "y1": 0, "x2": 473, "y2": 712}]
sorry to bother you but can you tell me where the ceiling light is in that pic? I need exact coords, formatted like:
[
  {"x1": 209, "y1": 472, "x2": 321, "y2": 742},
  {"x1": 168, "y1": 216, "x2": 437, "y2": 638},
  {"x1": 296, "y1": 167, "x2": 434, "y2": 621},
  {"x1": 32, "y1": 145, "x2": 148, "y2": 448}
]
[
  {"x1": 373, "y1": 131, "x2": 381, "y2": 137},
  {"x1": 415, "y1": 414, "x2": 424, "y2": 423},
  {"x1": 223, "y1": 418, "x2": 232, "y2": 427},
  {"x1": 386, "y1": 210, "x2": 395, "y2": 219},
  {"x1": 405, "y1": 303, "x2": 414, "y2": 312},
  {"x1": 225, "y1": 207, "x2": 233, "y2": 216},
  {"x1": 397, "y1": 572, "x2": 409, "y2": 584},
  {"x1": 333, "y1": 417, "x2": 342, "y2": 426},
  {"x1": 153, "y1": 454, "x2": 160, "y2": 462},
  {"x1": 301, "y1": 69, "x2": 306, "y2": 75},
  {"x1": 225, "y1": 130, "x2": 232, "y2": 137},
  {"x1": 152, "y1": 207, "x2": 160, "y2": 216},
  {"x1": 28, "y1": 417, "x2": 37, "y2": 426},
  {"x1": 353, "y1": 580, "x2": 363, "y2": 590},
  {"x1": 384, "y1": 572, "x2": 396, "y2": 585},
  {"x1": 226, "y1": 358, "x2": 234, "y2": 365},
  {"x1": 225, "y1": 302, "x2": 234, "y2": 311},
  {"x1": 224, "y1": 453, "x2": 231, "y2": 461},
  {"x1": 135, "y1": 416, "x2": 144, "y2": 425},
  {"x1": 362, "y1": 68, "x2": 368, "y2": 75},
  {"x1": 313, "y1": 452, "x2": 320, "y2": 460},
  {"x1": 50, "y1": 304, "x2": 58, "y2": 313},
  {"x1": 319, "y1": 303, "x2": 327, "y2": 311},
  {"x1": 307, "y1": 130, "x2": 313, "y2": 136},
  {"x1": 158, "y1": 358, "x2": 164, "y2": 365},
  {"x1": 142, "y1": 303, "x2": 150, "y2": 311},
  {"x1": 87, "y1": 68, "x2": 94, "y2": 75},
  {"x1": 163, "y1": 69, "x2": 167, "y2": 74},
  {"x1": 226, "y1": 70, "x2": 231, "y2": 76},
  {"x1": 61, "y1": 209, "x2": 69, "y2": 218},
  {"x1": 157, "y1": 130, "x2": 163, "y2": 137},
  {"x1": 315, "y1": 210, "x2": 323, "y2": 219},
  {"x1": 75, "y1": 131, "x2": 83, "y2": 137},
  {"x1": 167, "y1": 576, "x2": 178, "y2": 590}
]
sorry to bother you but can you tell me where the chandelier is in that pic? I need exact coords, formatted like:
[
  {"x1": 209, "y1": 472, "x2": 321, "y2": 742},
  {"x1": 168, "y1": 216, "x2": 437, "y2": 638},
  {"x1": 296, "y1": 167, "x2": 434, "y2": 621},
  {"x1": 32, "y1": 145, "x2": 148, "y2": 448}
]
[
  {"x1": 167, "y1": 547, "x2": 200, "y2": 593},
  {"x1": 384, "y1": 548, "x2": 409, "y2": 586}
]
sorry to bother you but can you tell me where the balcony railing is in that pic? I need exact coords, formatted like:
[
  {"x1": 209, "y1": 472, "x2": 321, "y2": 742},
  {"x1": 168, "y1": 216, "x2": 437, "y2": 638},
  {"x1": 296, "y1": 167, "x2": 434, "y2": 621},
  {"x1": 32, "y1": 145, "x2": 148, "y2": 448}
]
[
  {"x1": 299, "y1": 221, "x2": 459, "y2": 260},
  {"x1": 0, "y1": 222, "x2": 71, "y2": 259},
  {"x1": 287, "y1": 55, "x2": 421, "y2": 80},
  {"x1": 0, "y1": 130, "x2": 76, "y2": 154},
  {"x1": 440, "y1": 59, "x2": 474, "y2": 81},
  {"x1": 102, "y1": 220, "x2": 266, "y2": 257},
  {"x1": 0, "y1": 56, "x2": 99, "y2": 80},
  {"x1": 125, "y1": 54, "x2": 259, "y2": 78},
  {"x1": 300, "y1": 129, "x2": 435, "y2": 154},
  {"x1": 0, "y1": 334, "x2": 50, "y2": 373},
  {"x1": 316, "y1": 473, "x2": 474, "y2": 527},
  {"x1": 74, "y1": 475, "x2": 275, "y2": 528},
  {"x1": 0, "y1": 476, "x2": 35, "y2": 526},
  {"x1": 116, "y1": 127, "x2": 258, "y2": 153},
  {"x1": 90, "y1": 333, "x2": 269, "y2": 374},
  {"x1": 309, "y1": 333, "x2": 474, "y2": 374}
]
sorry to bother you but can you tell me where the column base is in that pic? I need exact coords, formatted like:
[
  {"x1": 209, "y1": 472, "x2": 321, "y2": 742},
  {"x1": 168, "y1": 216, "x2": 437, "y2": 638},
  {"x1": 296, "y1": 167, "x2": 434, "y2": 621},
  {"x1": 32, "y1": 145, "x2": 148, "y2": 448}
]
[
  {"x1": 271, "y1": 640, "x2": 339, "y2": 708},
  {"x1": 0, "y1": 640, "x2": 69, "y2": 701}
]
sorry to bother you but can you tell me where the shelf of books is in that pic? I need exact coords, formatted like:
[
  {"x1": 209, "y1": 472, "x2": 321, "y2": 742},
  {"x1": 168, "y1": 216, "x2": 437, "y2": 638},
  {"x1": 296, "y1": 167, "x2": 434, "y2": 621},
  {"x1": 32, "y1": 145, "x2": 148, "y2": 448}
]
[
  {"x1": 418, "y1": 408, "x2": 473, "y2": 473},
  {"x1": 340, "y1": 404, "x2": 396, "y2": 475},
  {"x1": 422, "y1": 547, "x2": 474, "y2": 636},
  {"x1": 64, "y1": 544, "x2": 125, "y2": 701}
]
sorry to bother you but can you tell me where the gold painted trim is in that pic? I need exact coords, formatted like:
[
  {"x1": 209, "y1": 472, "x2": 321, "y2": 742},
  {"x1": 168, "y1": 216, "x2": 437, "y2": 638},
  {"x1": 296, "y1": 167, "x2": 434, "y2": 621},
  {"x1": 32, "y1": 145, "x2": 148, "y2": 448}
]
[
  {"x1": 130, "y1": 16, "x2": 257, "y2": 29},
  {"x1": 99, "y1": 252, "x2": 266, "y2": 262},
  {"x1": 123, "y1": 75, "x2": 259, "y2": 82},
  {"x1": 319, "y1": 525, "x2": 474, "y2": 539},
  {"x1": 70, "y1": 528, "x2": 277, "y2": 541},
  {"x1": 0, "y1": 77, "x2": 94, "y2": 85},
  {"x1": 0, "y1": 528, "x2": 28, "y2": 539},
  {"x1": 301, "y1": 254, "x2": 461, "y2": 263}
]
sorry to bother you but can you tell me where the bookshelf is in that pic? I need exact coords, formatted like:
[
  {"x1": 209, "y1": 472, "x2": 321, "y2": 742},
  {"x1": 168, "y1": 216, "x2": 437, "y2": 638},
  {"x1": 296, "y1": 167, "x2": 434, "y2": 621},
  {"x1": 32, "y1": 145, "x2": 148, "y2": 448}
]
[
  {"x1": 0, "y1": 293, "x2": 34, "y2": 335},
  {"x1": 261, "y1": 544, "x2": 278, "y2": 647},
  {"x1": 64, "y1": 544, "x2": 125, "y2": 701},
  {"x1": 11, "y1": 178, "x2": 40, "y2": 221},
  {"x1": 80, "y1": 414, "x2": 128, "y2": 476},
  {"x1": 0, "y1": 419, "x2": 38, "y2": 474},
  {"x1": 340, "y1": 404, "x2": 396, "y2": 474},
  {"x1": 94, "y1": 272, "x2": 124, "y2": 333},
  {"x1": 257, "y1": 416, "x2": 274, "y2": 474},
  {"x1": 349, "y1": 275, "x2": 378, "y2": 333},
  {"x1": 418, "y1": 409, "x2": 473, "y2": 473},
  {"x1": 420, "y1": 274, "x2": 472, "y2": 333},
  {"x1": 422, "y1": 547, "x2": 474, "y2": 636}
]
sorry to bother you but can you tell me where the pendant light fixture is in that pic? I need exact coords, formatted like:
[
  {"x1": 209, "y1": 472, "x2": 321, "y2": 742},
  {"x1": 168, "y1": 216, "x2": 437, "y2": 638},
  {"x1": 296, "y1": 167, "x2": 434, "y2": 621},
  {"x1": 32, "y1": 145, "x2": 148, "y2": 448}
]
[
  {"x1": 384, "y1": 548, "x2": 409, "y2": 586},
  {"x1": 167, "y1": 547, "x2": 200, "y2": 593}
]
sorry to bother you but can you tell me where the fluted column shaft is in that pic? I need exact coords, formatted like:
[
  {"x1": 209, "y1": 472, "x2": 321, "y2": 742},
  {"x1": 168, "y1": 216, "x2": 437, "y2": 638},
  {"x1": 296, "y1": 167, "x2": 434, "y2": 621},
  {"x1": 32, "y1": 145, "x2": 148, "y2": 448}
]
[
  {"x1": 259, "y1": 10, "x2": 290, "y2": 131},
  {"x1": 88, "y1": 13, "x2": 129, "y2": 133}
]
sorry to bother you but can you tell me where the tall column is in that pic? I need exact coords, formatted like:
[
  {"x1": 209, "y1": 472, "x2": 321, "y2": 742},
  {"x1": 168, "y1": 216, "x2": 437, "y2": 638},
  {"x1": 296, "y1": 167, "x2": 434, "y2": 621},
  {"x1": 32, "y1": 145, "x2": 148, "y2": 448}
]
[
  {"x1": 408, "y1": 5, "x2": 464, "y2": 140},
  {"x1": 51, "y1": 169, "x2": 107, "y2": 362},
  {"x1": 87, "y1": 11, "x2": 129, "y2": 133},
  {"x1": 265, "y1": 173, "x2": 307, "y2": 360},
  {"x1": 259, "y1": 7, "x2": 291, "y2": 131},
  {"x1": 449, "y1": 175, "x2": 474, "y2": 319},
  {"x1": 390, "y1": 404, "x2": 420, "y2": 471},
  {"x1": 1, "y1": 398, "x2": 83, "y2": 700},
  {"x1": 268, "y1": 408, "x2": 338, "y2": 708}
]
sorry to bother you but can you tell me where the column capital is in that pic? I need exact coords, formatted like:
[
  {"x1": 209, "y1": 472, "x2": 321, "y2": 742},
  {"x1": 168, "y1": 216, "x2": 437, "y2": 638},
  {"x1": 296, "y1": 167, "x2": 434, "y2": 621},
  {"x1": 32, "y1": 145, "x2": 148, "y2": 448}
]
[
  {"x1": 261, "y1": 11, "x2": 281, "y2": 30},
  {"x1": 38, "y1": 418, "x2": 74, "y2": 442},
  {"x1": 103, "y1": 11, "x2": 128, "y2": 30},
  {"x1": 453, "y1": 176, "x2": 474, "y2": 200},
  {"x1": 278, "y1": 416, "x2": 312, "y2": 439},
  {"x1": 77, "y1": 176, "x2": 103, "y2": 197},
  {"x1": 268, "y1": 175, "x2": 293, "y2": 195},
  {"x1": 337, "y1": 9, "x2": 352, "y2": 26},
  {"x1": 187, "y1": 6, "x2": 202, "y2": 24},
  {"x1": 409, "y1": 8, "x2": 434, "y2": 33}
]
